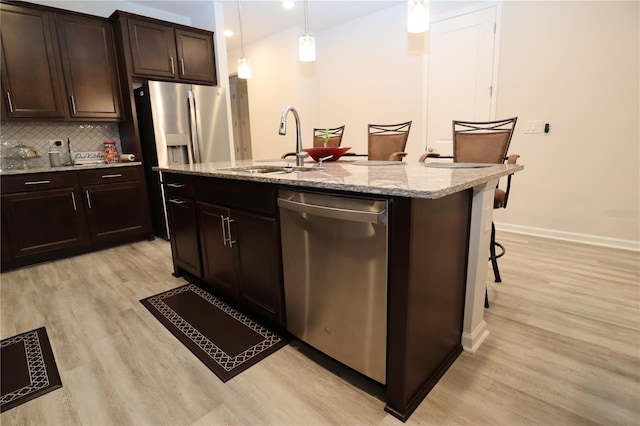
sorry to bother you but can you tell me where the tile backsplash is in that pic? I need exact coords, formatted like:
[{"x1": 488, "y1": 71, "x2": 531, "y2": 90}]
[{"x1": 0, "y1": 122, "x2": 122, "y2": 169}]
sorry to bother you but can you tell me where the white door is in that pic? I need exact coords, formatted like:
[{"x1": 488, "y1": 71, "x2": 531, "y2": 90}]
[{"x1": 426, "y1": 7, "x2": 498, "y2": 155}]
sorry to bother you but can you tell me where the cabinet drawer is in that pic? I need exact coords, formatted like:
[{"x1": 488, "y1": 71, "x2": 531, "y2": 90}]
[
  {"x1": 79, "y1": 166, "x2": 142, "y2": 185},
  {"x1": 1, "y1": 171, "x2": 78, "y2": 193},
  {"x1": 194, "y1": 177, "x2": 277, "y2": 216},
  {"x1": 163, "y1": 173, "x2": 193, "y2": 197}
]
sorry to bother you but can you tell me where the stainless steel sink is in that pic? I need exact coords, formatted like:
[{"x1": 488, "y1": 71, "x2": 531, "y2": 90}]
[{"x1": 220, "y1": 165, "x2": 317, "y2": 174}]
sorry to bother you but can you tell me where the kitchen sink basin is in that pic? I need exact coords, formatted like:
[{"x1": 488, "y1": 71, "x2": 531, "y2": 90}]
[{"x1": 221, "y1": 165, "x2": 317, "y2": 174}]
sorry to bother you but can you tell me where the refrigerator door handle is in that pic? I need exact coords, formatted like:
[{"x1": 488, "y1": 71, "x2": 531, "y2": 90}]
[{"x1": 187, "y1": 90, "x2": 201, "y2": 163}]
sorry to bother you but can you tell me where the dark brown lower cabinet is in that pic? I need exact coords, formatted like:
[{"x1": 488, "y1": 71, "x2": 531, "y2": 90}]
[
  {"x1": 233, "y1": 210, "x2": 284, "y2": 325},
  {"x1": 82, "y1": 180, "x2": 149, "y2": 244},
  {"x1": 1, "y1": 212, "x2": 12, "y2": 265},
  {"x1": 197, "y1": 202, "x2": 237, "y2": 299},
  {"x1": 1, "y1": 187, "x2": 87, "y2": 259},
  {"x1": 186, "y1": 178, "x2": 284, "y2": 327},
  {"x1": 1, "y1": 166, "x2": 152, "y2": 271},
  {"x1": 165, "y1": 197, "x2": 201, "y2": 278}
]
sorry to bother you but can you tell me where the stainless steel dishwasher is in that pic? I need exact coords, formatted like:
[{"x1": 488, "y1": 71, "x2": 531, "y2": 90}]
[{"x1": 278, "y1": 189, "x2": 388, "y2": 384}]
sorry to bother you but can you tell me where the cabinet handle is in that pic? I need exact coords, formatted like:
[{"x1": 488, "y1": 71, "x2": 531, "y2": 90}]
[
  {"x1": 168, "y1": 198, "x2": 188, "y2": 205},
  {"x1": 6, "y1": 92, "x2": 14, "y2": 112},
  {"x1": 85, "y1": 190, "x2": 92, "y2": 209},
  {"x1": 24, "y1": 180, "x2": 51, "y2": 185},
  {"x1": 166, "y1": 183, "x2": 186, "y2": 188},
  {"x1": 101, "y1": 174, "x2": 122, "y2": 179},
  {"x1": 226, "y1": 217, "x2": 235, "y2": 247},
  {"x1": 70, "y1": 95, "x2": 77, "y2": 114},
  {"x1": 180, "y1": 58, "x2": 185, "y2": 75},
  {"x1": 170, "y1": 57, "x2": 175, "y2": 75},
  {"x1": 71, "y1": 192, "x2": 77, "y2": 211},
  {"x1": 220, "y1": 215, "x2": 227, "y2": 246}
]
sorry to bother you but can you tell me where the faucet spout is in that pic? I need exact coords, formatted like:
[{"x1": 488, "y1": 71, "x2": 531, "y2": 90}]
[{"x1": 279, "y1": 105, "x2": 305, "y2": 167}]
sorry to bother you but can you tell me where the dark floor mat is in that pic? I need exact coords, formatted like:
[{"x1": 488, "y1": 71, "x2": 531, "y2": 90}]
[
  {"x1": 1, "y1": 327, "x2": 62, "y2": 413},
  {"x1": 141, "y1": 283, "x2": 288, "y2": 382}
]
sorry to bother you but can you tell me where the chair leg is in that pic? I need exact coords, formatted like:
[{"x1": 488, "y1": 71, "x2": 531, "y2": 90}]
[
  {"x1": 485, "y1": 288, "x2": 489, "y2": 308},
  {"x1": 490, "y1": 222, "x2": 502, "y2": 283}
]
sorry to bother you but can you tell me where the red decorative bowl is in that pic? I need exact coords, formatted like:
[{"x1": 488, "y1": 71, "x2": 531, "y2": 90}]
[{"x1": 303, "y1": 146, "x2": 351, "y2": 162}]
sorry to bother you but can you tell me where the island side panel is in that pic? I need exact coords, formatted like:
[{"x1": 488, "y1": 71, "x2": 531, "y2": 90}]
[
  {"x1": 385, "y1": 189, "x2": 472, "y2": 421},
  {"x1": 461, "y1": 181, "x2": 498, "y2": 352}
]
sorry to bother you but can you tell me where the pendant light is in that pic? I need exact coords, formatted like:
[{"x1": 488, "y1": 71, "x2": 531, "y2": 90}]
[
  {"x1": 298, "y1": 0, "x2": 316, "y2": 62},
  {"x1": 236, "y1": 0, "x2": 251, "y2": 79},
  {"x1": 407, "y1": 0, "x2": 430, "y2": 33}
]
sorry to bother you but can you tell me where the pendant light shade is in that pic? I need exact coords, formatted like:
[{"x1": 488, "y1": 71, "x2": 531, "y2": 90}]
[
  {"x1": 237, "y1": 57, "x2": 252, "y2": 79},
  {"x1": 236, "y1": 0, "x2": 251, "y2": 79},
  {"x1": 299, "y1": 0, "x2": 316, "y2": 62},
  {"x1": 407, "y1": 0, "x2": 430, "y2": 33},
  {"x1": 298, "y1": 34, "x2": 316, "y2": 62}
]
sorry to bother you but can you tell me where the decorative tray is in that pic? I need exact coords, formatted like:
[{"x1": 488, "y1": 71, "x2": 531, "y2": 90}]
[{"x1": 71, "y1": 151, "x2": 105, "y2": 165}]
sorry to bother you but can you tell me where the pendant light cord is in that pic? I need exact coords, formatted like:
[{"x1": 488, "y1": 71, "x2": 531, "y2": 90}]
[
  {"x1": 237, "y1": 0, "x2": 246, "y2": 57},
  {"x1": 304, "y1": 0, "x2": 309, "y2": 36}
]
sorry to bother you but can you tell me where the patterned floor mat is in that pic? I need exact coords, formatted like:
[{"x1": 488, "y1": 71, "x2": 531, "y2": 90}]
[
  {"x1": 1, "y1": 327, "x2": 62, "y2": 412},
  {"x1": 141, "y1": 283, "x2": 288, "y2": 382}
]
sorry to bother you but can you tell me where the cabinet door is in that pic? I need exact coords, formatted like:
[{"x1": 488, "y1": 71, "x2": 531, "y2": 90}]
[
  {"x1": 0, "y1": 212, "x2": 13, "y2": 264},
  {"x1": 166, "y1": 197, "x2": 201, "y2": 278},
  {"x1": 175, "y1": 29, "x2": 216, "y2": 84},
  {"x1": 197, "y1": 202, "x2": 237, "y2": 298},
  {"x1": 56, "y1": 14, "x2": 121, "y2": 120},
  {"x1": 233, "y1": 210, "x2": 285, "y2": 326},
  {"x1": 0, "y1": 4, "x2": 66, "y2": 118},
  {"x1": 1, "y1": 212, "x2": 13, "y2": 264},
  {"x1": 1, "y1": 188, "x2": 87, "y2": 258},
  {"x1": 128, "y1": 18, "x2": 177, "y2": 79},
  {"x1": 83, "y1": 180, "x2": 149, "y2": 244}
]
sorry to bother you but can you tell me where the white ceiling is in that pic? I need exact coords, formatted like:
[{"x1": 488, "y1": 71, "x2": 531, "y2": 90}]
[{"x1": 129, "y1": 1, "x2": 404, "y2": 52}]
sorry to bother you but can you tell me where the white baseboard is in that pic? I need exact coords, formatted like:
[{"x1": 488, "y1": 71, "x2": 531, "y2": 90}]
[{"x1": 494, "y1": 222, "x2": 640, "y2": 252}]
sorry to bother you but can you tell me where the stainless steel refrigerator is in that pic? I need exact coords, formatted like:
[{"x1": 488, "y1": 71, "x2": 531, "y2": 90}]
[{"x1": 135, "y1": 80, "x2": 231, "y2": 239}]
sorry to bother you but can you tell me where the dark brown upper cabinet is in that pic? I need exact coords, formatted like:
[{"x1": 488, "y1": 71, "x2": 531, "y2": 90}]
[
  {"x1": 56, "y1": 13, "x2": 122, "y2": 120},
  {"x1": 0, "y1": 2, "x2": 122, "y2": 121},
  {"x1": 0, "y1": 3, "x2": 67, "y2": 118},
  {"x1": 174, "y1": 29, "x2": 216, "y2": 83},
  {"x1": 124, "y1": 14, "x2": 217, "y2": 84}
]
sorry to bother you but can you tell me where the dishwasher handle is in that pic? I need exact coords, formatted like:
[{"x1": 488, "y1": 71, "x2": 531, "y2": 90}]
[{"x1": 278, "y1": 197, "x2": 387, "y2": 224}]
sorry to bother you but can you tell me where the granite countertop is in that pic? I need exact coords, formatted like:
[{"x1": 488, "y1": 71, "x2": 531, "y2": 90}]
[
  {"x1": 154, "y1": 159, "x2": 524, "y2": 199},
  {"x1": 0, "y1": 162, "x2": 142, "y2": 176}
]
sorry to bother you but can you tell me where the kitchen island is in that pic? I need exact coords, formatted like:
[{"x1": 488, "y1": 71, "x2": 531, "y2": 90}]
[{"x1": 154, "y1": 159, "x2": 523, "y2": 421}]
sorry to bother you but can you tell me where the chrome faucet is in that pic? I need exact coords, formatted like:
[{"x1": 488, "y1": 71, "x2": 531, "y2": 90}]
[{"x1": 278, "y1": 105, "x2": 307, "y2": 167}]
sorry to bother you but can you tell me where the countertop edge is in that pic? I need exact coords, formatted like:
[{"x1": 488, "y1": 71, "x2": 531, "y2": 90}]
[
  {"x1": 153, "y1": 163, "x2": 524, "y2": 200},
  {"x1": 0, "y1": 162, "x2": 143, "y2": 176}
]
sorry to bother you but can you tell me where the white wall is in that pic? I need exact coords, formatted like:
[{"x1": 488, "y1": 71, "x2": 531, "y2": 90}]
[
  {"x1": 495, "y1": 0, "x2": 639, "y2": 248},
  {"x1": 315, "y1": 4, "x2": 425, "y2": 161},
  {"x1": 229, "y1": 4, "x2": 425, "y2": 162},
  {"x1": 228, "y1": 26, "x2": 320, "y2": 160}
]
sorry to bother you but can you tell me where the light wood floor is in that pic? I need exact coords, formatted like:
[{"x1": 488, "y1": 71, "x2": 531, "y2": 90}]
[{"x1": 1, "y1": 232, "x2": 639, "y2": 425}]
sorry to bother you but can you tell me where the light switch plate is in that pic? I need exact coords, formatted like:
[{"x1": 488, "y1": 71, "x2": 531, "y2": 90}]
[{"x1": 523, "y1": 120, "x2": 544, "y2": 134}]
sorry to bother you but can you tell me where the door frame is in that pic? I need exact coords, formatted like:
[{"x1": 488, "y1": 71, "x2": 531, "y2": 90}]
[{"x1": 420, "y1": 1, "x2": 503, "y2": 152}]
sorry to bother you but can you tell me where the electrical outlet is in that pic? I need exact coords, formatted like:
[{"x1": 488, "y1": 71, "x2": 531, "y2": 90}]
[{"x1": 49, "y1": 139, "x2": 64, "y2": 149}]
